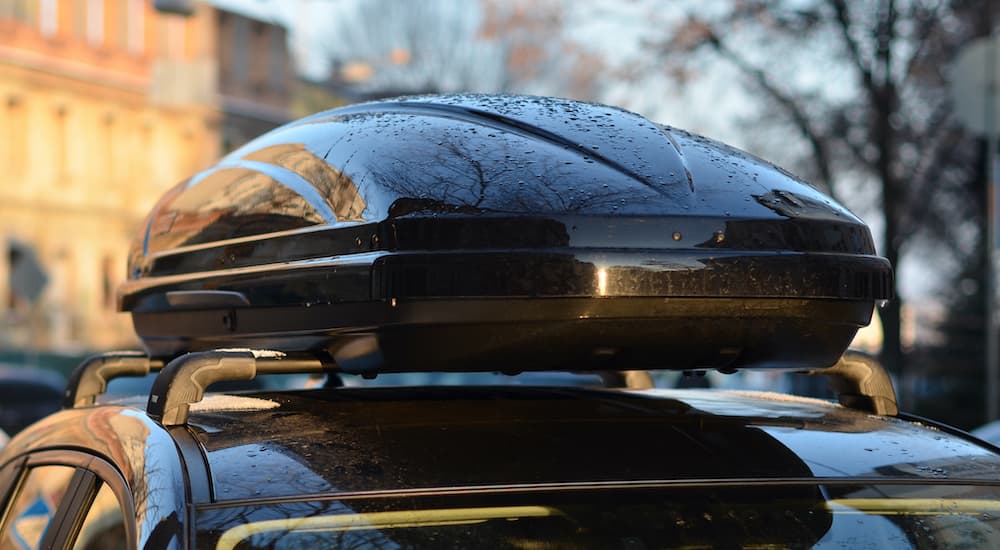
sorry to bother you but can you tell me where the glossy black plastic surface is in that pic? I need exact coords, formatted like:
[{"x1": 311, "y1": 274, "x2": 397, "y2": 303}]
[
  {"x1": 186, "y1": 387, "x2": 1000, "y2": 503},
  {"x1": 120, "y1": 94, "x2": 892, "y2": 369}
]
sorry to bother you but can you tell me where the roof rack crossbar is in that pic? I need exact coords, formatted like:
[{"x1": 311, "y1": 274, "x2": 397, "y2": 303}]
[
  {"x1": 64, "y1": 351, "x2": 164, "y2": 408},
  {"x1": 146, "y1": 349, "x2": 335, "y2": 426},
  {"x1": 806, "y1": 350, "x2": 898, "y2": 416}
]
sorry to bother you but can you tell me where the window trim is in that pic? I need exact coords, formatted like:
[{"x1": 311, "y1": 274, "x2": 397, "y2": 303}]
[
  {"x1": 0, "y1": 457, "x2": 26, "y2": 510},
  {"x1": 0, "y1": 456, "x2": 27, "y2": 534},
  {"x1": 14, "y1": 450, "x2": 138, "y2": 550},
  {"x1": 0, "y1": 461, "x2": 83, "y2": 550},
  {"x1": 42, "y1": 468, "x2": 93, "y2": 549}
]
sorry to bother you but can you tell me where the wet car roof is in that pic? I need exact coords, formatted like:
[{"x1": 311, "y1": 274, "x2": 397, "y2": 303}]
[{"x1": 186, "y1": 386, "x2": 1000, "y2": 503}]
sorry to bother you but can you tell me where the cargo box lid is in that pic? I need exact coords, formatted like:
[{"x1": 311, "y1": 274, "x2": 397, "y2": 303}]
[{"x1": 119, "y1": 94, "x2": 891, "y2": 372}]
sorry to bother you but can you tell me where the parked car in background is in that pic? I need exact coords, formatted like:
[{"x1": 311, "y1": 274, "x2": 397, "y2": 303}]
[
  {"x1": 972, "y1": 420, "x2": 1000, "y2": 447},
  {"x1": 0, "y1": 364, "x2": 64, "y2": 435}
]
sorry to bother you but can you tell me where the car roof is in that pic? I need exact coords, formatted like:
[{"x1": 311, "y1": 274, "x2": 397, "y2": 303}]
[{"x1": 184, "y1": 386, "x2": 1000, "y2": 503}]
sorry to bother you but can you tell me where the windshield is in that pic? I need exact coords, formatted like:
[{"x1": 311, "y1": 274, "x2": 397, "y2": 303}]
[{"x1": 196, "y1": 482, "x2": 1000, "y2": 549}]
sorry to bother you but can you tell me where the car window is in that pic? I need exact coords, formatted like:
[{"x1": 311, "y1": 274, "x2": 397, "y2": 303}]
[
  {"x1": 0, "y1": 465, "x2": 77, "y2": 550},
  {"x1": 198, "y1": 483, "x2": 1000, "y2": 549},
  {"x1": 72, "y1": 482, "x2": 127, "y2": 550}
]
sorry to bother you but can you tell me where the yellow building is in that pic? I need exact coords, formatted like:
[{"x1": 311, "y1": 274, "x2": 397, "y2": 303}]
[{"x1": 0, "y1": 0, "x2": 222, "y2": 352}]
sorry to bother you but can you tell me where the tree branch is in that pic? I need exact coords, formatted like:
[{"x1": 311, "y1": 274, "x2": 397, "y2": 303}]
[
  {"x1": 900, "y1": 126, "x2": 969, "y2": 237},
  {"x1": 899, "y1": 1, "x2": 946, "y2": 87},
  {"x1": 704, "y1": 33, "x2": 837, "y2": 197},
  {"x1": 827, "y1": 0, "x2": 878, "y2": 102}
]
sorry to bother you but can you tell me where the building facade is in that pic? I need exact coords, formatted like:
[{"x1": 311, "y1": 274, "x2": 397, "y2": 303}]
[
  {"x1": 0, "y1": 1, "x2": 292, "y2": 353},
  {"x1": 213, "y1": 7, "x2": 292, "y2": 152}
]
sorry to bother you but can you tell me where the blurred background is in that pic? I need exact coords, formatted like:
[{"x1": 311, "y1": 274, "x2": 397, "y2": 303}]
[{"x1": 0, "y1": 0, "x2": 995, "y2": 430}]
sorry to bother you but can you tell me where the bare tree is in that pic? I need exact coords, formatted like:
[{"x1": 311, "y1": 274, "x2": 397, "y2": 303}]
[
  {"x1": 320, "y1": 0, "x2": 603, "y2": 98},
  {"x1": 607, "y1": 0, "x2": 991, "y2": 385},
  {"x1": 323, "y1": 0, "x2": 507, "y2": 94}
]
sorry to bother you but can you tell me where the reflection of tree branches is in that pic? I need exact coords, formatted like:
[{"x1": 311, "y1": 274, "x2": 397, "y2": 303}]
[
  {"x1": 717, "y1": 42, "x2": 834, "y2": 200},
  {"x1": 321, "y1": 0, "x2": 508, "y2": 95},
  {"x1": 358, "y1": 126, "x2": 635, "y2": 216},
  {"x1": 198, "y1": 500, "x2": 401, "y2": 549},
  {"x1": 157, "y1": 168, "x2": 325, "y2": 249}
]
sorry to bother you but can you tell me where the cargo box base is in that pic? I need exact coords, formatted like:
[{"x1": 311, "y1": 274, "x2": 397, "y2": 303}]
[{"x1": 132, "y1": 297, "x2": 874, "y2": 374}]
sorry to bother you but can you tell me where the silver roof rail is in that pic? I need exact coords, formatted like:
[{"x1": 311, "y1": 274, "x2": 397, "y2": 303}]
[
  {"x1": 64, "y1": 351, "x2": 164, "y2": 408},
  {"x1": 146, "y1": 349, "x2": 335, "y2": 426},
  {"x1": 142, "y1": 347, "x2": 659, "y2": 426},
  {"x1": 806, "y1": 350, "x2": 898, "y2": 416},
  {"x1": 126, "y1": 347, "x2": 893, "y2": 427}
]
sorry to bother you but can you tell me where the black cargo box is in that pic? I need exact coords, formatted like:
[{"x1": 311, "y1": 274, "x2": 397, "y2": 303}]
[{"x1": 120, "y1": 94, "x2": 891, "y2": 374}]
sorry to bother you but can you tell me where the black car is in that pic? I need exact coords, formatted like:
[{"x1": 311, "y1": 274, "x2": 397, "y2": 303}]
[
  {"x1": 3, "y1": 94, "x2": 984, "y2": 549},
  {"x1": 4, "y1": 365, "x2": 1000, "y2": 549}
]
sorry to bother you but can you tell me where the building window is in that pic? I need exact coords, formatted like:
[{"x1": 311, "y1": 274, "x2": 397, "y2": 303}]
[
  {"x1": 127, "y1": 0, "x2": 144, "y2": 54},
  {"x1": 74, "y1": 0, "x2": 86, "y2": 38},
  {"x1": 6, "y1": 96, "x2": 25, "y2": 181},
  {"x1": 103, "y1": 112, "x2": 114, "y2": 184},
  {"x1": 55, "y1": 105, "x2": 68, "y2": 179},
  {"x1": 39, "y1": 0, "x2": 57, "y2": 36},
  {"x1": 7, "y1": 240, "x2": 48, "y2": 312},
  {"x1": 87, "y1": 0, "x2": 104, "y2": 46},
  {"x1": 269, "y1": 29, "x2": 286, "y2": 92},
  {"x1": 3, "y1": 0, "x2": 37, "y2": 25},
  {"x1": 167, "y1": 16, "x2": 185, "y2": 58},
  {"x1": 158, "y1": 15, "x2": 185, "y2": 59},
  {"x1": 113, "y1": 0, "x2": 126, "y2": 49},
  {"x1": 232, "y1": 17, "x2": 248, "y2": 84}
]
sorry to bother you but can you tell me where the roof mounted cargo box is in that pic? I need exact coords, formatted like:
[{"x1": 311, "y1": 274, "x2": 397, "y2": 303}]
[{"x1": 119, "y1": 94, "x2": 891, "y2": 374}]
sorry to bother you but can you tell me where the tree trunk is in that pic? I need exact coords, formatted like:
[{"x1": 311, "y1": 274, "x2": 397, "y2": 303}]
[
  {"x1": 877, "y1": 101, "x2": 903, "y2": 385},
  {"x1": 879, "y1": 243, "x2": 904, "y2": 391},
  {"x1": 875, "y1": 0, "x2": 904, "y2": 390}
]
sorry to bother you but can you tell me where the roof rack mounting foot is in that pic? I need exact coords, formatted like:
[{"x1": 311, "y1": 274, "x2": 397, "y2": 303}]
[
  {"x1": 807, "y1": 350, "x2": 898, "y2": 416},
  {"x1": 64, "y1": 351, "x2": 164, "y2": 408},
  {"x1": 146, "y1": 349, "x2": 336, "y2": 426},
  {"x1": 598, "y1": 371, "x2": 654, "y2": 389}
]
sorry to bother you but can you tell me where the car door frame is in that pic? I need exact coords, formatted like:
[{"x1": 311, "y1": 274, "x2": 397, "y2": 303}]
[{"x1": 0, "y1": 449, "x2": 138, "y2": 550}]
